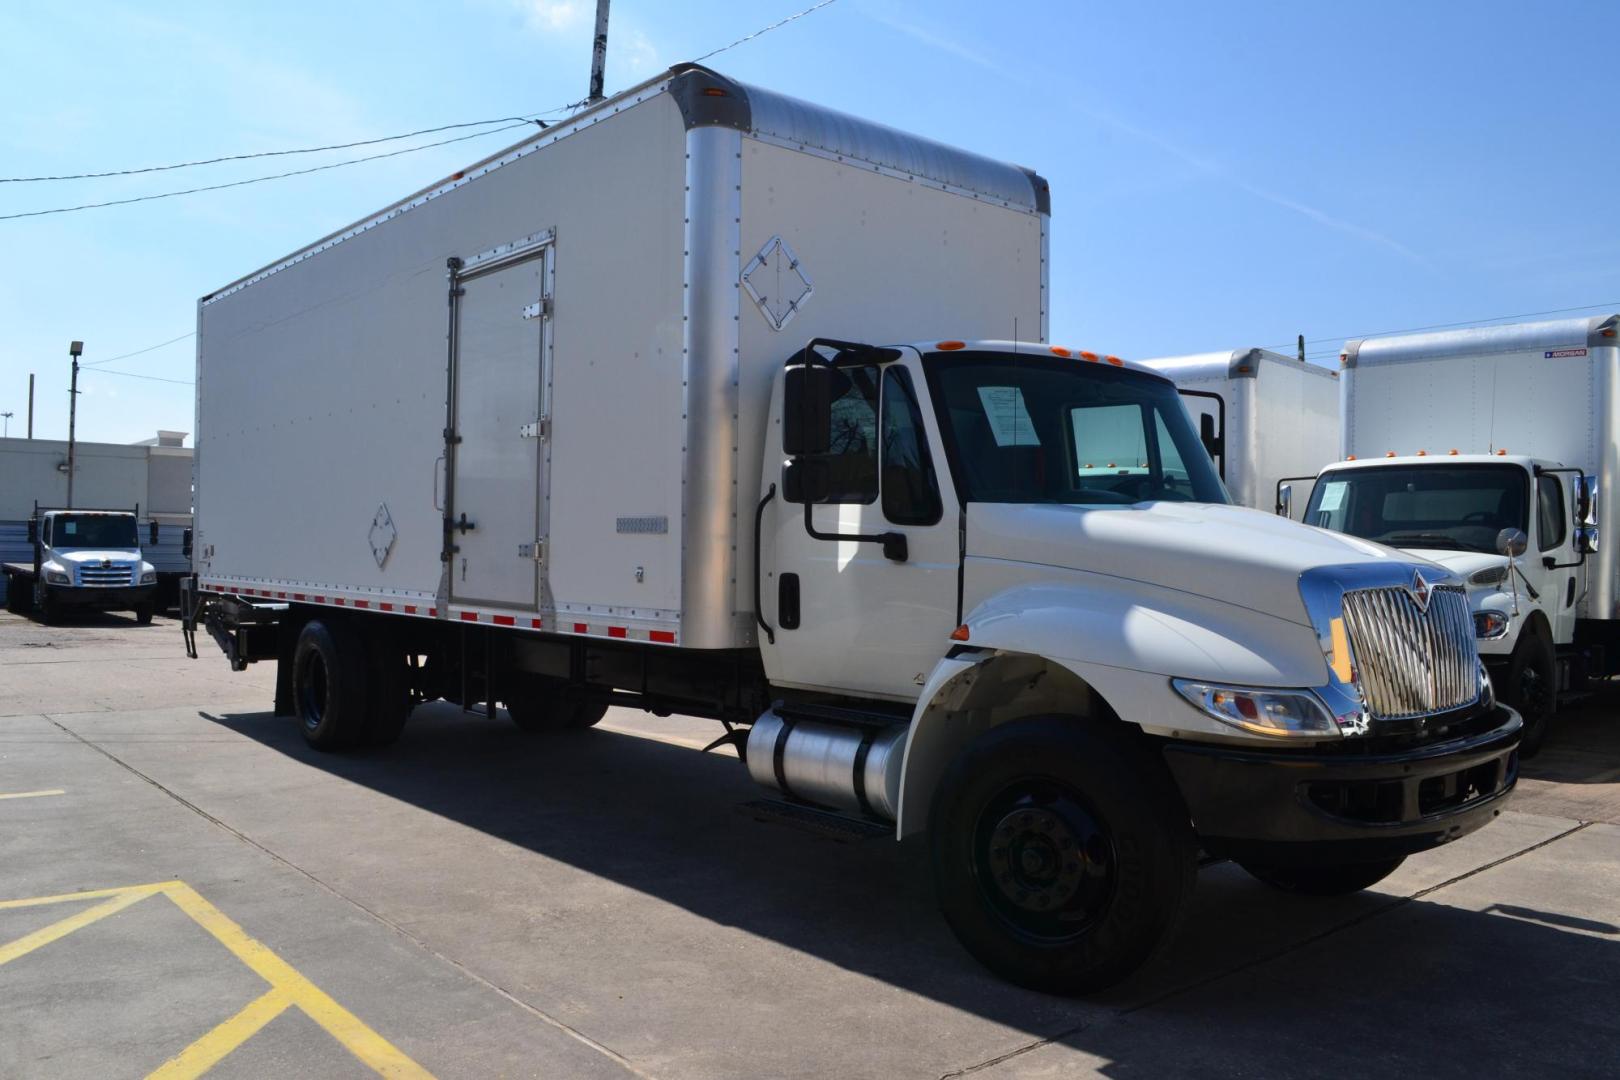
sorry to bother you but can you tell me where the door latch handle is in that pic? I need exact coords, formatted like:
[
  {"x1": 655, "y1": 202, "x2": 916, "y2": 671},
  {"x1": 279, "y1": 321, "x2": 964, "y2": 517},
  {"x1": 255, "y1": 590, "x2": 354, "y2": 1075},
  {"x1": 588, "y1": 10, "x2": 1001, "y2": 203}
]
[{"x1": 455, "y1": 513, "x2": 476, "y2": 534}]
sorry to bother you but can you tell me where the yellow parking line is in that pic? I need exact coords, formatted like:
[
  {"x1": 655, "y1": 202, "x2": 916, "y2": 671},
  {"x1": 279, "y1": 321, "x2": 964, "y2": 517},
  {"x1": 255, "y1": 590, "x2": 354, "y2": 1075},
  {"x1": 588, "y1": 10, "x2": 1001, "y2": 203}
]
[
  {"x1": 161, "y1": 881, "x2": 435, "y2": 1079},
  {"x1": 147, "y1": 987, "x2": 292, "y2": 1080},
  {"x1": 0, "y1": 881, "x2": 434, "y2": 1079},
  {"x1": 0, "y1": 887, "x2": 158, "y2": 967},
  {"x1": 0, "y1": 789, "x2": 66, "y2": 800}
]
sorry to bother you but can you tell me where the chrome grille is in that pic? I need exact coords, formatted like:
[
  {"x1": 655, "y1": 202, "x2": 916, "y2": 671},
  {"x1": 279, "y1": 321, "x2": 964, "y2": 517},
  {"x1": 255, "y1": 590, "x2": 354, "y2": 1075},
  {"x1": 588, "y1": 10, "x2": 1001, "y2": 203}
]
[
  {"x1": 77, "y1": 564, "x2": 133, "y2": 587},
  {"x1": 1340, "y1": 584, "x2": 1477, "y2": 720}
]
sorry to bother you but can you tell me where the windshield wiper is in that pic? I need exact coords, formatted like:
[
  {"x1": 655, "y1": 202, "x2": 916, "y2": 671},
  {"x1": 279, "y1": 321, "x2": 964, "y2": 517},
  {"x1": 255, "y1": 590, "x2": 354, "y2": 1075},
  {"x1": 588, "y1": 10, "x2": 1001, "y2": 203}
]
[{"x1": 1381, "y1": 533, "x2": 1475, "y2": 551}]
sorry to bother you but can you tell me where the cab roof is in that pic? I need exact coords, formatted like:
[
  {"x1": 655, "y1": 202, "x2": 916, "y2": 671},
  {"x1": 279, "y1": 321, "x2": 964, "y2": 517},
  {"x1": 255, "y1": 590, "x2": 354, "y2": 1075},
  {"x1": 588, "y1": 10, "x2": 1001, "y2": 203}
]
[{"x1": 913, "y1": 339, "x2": 1163, "y2": 378}]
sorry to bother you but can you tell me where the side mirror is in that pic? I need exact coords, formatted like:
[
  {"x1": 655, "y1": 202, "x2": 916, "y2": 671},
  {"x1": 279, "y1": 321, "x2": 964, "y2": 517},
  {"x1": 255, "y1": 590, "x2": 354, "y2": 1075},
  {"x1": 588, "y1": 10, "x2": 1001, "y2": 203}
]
[
  {"x1": 182, "y1": 527, "x2": 194, "y2": 558},
  {"x1": 149, "y1": 520, "x2": 161, "y2": 546},
  {"x1": 1577, "y1": 525, "x2": 1600, "y2": 555},
  {"x1": 1276, "y1": 483, "x2": 1293, "y2": 518},
  {"x1": 1577, "y1": 474, "x2": 1598, "y2": 525},
  {"x1": 783, "y1": 367, "x2": 834, "y2": 456},
  {"x1": 1496, "y1": 528, "x2": 1528, "y2": 559},
  {"x1": 1199, "y1": 412, "x2": 1221, "y2": 461}
]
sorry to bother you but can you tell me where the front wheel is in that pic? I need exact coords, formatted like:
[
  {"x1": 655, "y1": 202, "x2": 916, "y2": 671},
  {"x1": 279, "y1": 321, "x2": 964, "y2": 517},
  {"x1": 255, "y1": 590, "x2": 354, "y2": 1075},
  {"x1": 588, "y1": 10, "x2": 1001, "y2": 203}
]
[
  {"x1": 1502, "y1": 634, "x2": 1555, "y2": 759},
  {"x1": 929, "y1": 716, "x2": 1196, "y2": 995},
  {"x1": 133, "y1": 602, "x2": 154, "y2": 625},
  {"x1": 1238, "y1": 857, "x2": 1404, "y2": 896}
]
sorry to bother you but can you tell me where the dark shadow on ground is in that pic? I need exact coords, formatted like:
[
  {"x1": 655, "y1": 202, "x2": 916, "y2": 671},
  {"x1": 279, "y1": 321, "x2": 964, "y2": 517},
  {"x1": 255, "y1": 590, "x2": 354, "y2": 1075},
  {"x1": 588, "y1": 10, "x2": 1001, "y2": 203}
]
[
  {"x1": 198, "y1": 701, "x2": 1620, "y2": 1074},
  {"x1": 1523, "y1": 681, "x2": 1620, "y2": 784}
]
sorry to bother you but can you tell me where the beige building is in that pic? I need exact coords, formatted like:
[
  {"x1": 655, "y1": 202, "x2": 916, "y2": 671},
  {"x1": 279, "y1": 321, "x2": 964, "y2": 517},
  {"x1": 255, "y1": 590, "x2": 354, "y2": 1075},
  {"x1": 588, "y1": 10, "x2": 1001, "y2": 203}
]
[{"x1": 0, "y1": 430, "x2": 192, "y2": 523}]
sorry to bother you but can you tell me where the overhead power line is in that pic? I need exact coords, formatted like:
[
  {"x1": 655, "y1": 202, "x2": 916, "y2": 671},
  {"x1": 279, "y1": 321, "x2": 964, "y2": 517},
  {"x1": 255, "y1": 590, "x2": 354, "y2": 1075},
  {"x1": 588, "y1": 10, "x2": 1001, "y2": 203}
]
[
  {"x1": 82, "y1": 367, "x2": 194, "y2": 386},
  {"x1": 0, "y1": 121, "x2": 535, "y2": 222},
  {"x1": 693, "y1": 0, "x2": 838, "y2": 63},
  {"x1": 82, "y1": 331, "x2": 195, "y2": 368},
  {"x1": 0, "y1": 116, "x2": 557, "y2": 185}
]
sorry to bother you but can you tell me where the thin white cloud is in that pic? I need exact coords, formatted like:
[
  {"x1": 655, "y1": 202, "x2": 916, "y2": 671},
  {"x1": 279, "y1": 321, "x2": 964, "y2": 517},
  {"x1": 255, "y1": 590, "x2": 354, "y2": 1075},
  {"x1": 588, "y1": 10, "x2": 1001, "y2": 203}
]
[
  {"x1": 860, "y1": 5, "x2": 1424, "y2": 266},
  {"x1": 519, "y1": 0, "x2": 588, "y2": 32}
]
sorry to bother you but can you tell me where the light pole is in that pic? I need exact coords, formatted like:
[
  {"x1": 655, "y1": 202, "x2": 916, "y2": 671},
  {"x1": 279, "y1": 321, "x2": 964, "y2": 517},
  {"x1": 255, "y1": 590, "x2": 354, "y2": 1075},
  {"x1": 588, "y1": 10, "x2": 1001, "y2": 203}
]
[
  {"x1": 1, "y1": 411, "x2": 12, "y2": 437},
  {"x1": 67, "y1": 340, "x2": 83, "y2": 508}
]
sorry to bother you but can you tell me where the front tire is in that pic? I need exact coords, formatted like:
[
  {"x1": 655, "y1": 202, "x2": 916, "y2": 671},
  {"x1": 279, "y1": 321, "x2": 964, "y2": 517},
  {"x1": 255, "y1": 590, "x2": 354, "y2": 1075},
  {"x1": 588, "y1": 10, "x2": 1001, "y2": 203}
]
[
  {"x1": 1238, "y1": 856, "x2": 1404, "y2": 896},
  {"x1": 292, "y1": 618, "x2": 368, "y2": 751},
  {"x1": 929, "y1": 716, "x2": 1196, "y2": 995},
  {"x1": 133, "y1": 602, "x2": 154, "y2": 625},
  {"x1": 1503, "y1": 633, "x2": 1555, "y2": 758}
]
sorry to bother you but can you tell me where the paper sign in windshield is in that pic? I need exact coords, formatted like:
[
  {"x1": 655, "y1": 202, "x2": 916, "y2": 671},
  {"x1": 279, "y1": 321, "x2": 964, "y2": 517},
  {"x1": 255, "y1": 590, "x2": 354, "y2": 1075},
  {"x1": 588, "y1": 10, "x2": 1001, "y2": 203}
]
[
  {"x1": 1318, "y1": 481, "x2": 1348, "y2": 513},
  {"x1": 977, "y1": 386, "x2": 1041, "y2": 446}
]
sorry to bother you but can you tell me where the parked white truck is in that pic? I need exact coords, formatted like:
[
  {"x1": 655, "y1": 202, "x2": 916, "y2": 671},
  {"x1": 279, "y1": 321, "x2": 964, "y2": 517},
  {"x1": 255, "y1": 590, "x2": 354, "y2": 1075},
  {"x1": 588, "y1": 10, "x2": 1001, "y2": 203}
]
[
  {"x1": 1141, "y1": 349, "x2": 1340, "y2": 518},
  {"x1": 3, "y1": 507, "x2": 159, "y2": 623},
  {"x1": 182, "y1": 64, "x2": 1521, "y2": 993},
  {"x1": 1287, "y1": 314, "x2": 1617, "y2": 756}
]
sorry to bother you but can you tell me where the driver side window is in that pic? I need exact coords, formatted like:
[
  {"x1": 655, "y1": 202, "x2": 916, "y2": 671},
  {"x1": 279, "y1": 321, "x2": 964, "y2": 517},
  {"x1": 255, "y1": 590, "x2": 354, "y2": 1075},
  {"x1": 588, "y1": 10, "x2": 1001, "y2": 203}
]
[{"x1": 1538, "y1": 475, "x2": 1566, "y2": 552}]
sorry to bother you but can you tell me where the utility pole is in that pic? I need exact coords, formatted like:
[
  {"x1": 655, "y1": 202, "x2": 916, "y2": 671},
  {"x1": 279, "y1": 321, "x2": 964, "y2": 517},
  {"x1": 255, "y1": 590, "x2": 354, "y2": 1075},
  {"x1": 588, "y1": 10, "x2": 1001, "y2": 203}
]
[
  {"x1": 27, "y1": 373, "x2": 34, "y2": 438},
  {"x1": 67, "y1": 341, "x2": 82, "y2": 508},
  {"x1": 1, "y1": 412, "x2": 11, "y2": 437},
  {"x1": 588, "y1": 0, "x2": 610, "y2": 104},
  {"x1": 1297, "y1": 333, "x2": 1305, "y2": 363}
]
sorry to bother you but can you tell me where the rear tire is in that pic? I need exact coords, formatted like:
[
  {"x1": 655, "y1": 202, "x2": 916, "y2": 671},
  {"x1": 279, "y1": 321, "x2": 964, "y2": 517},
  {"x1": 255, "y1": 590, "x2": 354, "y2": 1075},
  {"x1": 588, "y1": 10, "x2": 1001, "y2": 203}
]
[
  {"x1": 929, "y1": 716, "x2": 1196, "y2": 995},
  {"x1": 1238, "y1": 856, "x2": 1404, "y2": 896},
  {"x1": 504, "y1": 677, "x2": 608, "y2": 732},
  {"x1": 1503, "y1": 632, "x2": 1555, "y2": 759},
  {"x1": 292, "y1": 618, "x2": 368, "y2": 751}
]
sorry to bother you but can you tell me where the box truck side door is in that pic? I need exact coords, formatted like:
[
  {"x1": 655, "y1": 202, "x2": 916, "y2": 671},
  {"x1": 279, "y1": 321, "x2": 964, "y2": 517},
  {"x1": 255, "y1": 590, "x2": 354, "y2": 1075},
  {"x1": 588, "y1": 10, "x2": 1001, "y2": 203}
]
[
  {"x1": 761, "y1": 355, "x2": 960, "y2": 699},
  {"x1": 445, "y1": 241, "x2": 552, "y2": 611}
]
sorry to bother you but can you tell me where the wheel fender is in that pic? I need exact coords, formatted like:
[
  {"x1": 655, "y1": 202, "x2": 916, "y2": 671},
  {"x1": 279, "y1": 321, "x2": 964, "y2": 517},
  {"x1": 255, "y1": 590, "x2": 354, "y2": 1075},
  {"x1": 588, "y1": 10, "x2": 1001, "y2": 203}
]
[{"x1": 894, "y1": 578, "x2": 1327, "y2": 840}]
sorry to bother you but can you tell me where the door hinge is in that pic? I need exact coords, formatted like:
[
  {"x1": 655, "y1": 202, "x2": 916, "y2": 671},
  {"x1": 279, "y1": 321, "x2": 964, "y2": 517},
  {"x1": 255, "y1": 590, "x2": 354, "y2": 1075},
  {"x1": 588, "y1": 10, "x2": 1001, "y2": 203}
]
[
  {"x1": 522, "y1": 297, "x2": 553, "y2": 320},
  {"x1": 519, "y1": 416, "x2": 551, "y2": 441},
  {"x1": 519, "y1": 538, "x2": 546, "y2": 564}
]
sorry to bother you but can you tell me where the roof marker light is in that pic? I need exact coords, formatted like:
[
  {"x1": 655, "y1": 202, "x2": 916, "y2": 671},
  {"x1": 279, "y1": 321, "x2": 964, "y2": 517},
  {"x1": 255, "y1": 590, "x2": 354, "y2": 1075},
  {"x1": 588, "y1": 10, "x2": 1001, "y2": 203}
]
[
  {"x1": 1049, "y1": 345, "x2": 1071, "y2": 357},
  {"x1": 1497, "y1": 448, "x2": 1508, "y2": 456},
  {"x1": 1416, "y1": 449, "x2": 1427, "y2": 456},
  {"x1": 936, "y1": 340, "x2": 966, "y2": 351},
  {"x1": 703, "y1": 87, "x2": 729, "y2": 97},
  {"x1": 1386, "y1": 451, "x2": 1397, "y2": 458},
  {"x1": 1236, "y1": 364, "x2": 1252, "y2": 373},
  {"x1": 950, "y1": 624, "x2": 971, "y2": 641},
  {"x1": 1449, "y1": 449, "x2": 1459, "y2": 455},
  {"x1": 1346, "y1": 454, "x2": 1357, "y2": 461},
  {"x1": 1079, "y1": 350, "x2": 1099, "y2": 362},
  {"x1": 1105, "y1": 355, "x2": 1124, "y2": 366}
]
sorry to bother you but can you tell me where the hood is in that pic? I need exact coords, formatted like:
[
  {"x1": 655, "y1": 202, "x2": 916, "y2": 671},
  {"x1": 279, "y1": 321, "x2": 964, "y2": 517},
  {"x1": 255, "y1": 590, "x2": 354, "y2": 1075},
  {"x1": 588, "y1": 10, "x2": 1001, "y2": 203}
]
[
  {"x1": 966, "y1": 501, "x2": 1436, "y2": 626},
  {"x1": 1402, "y1": 549, "x2": 1502, "y2": 582},
  {"x1": 54, "y1": 549, "x2": 142, "y2": 566}
]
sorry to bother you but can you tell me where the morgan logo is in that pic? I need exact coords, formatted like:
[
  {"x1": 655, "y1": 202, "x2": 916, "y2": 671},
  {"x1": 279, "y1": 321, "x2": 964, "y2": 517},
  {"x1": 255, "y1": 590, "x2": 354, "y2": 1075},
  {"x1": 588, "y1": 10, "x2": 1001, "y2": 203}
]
[{"x1": 1408, "y1": 569, "x2": 1432, "y2": 613}]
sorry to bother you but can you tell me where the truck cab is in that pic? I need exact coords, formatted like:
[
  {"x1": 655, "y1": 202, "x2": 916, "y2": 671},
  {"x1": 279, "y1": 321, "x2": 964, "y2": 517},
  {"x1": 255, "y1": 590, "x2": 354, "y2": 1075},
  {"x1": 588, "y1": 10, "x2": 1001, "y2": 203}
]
[
  {"x1": 22, "y1": 510, "x2": 158, "y2": 624},
  {"x1": 1295, "y1": 454, "x2": 1594, "y2": 754}
]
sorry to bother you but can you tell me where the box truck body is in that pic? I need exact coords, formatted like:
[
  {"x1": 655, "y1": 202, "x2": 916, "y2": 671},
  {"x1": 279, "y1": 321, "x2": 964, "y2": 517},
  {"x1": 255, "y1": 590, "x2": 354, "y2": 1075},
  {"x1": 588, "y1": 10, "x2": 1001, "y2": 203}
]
[
  {"x1": 1141, "y1": 349, "x2": 1340, "y2": 518},
  {"x1": 1301, "y1": 314, "x2": 1618, "y2": 752},
  {"x1": 185, "y1": 64, "x2": 1520, "y2": 994}
]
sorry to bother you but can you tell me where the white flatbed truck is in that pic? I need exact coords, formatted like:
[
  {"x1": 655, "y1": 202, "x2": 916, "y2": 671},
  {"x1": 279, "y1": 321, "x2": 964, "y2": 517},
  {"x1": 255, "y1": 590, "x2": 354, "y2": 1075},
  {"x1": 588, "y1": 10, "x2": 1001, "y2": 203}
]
[
  {"x1": 183, "y1": 63, "x2": 1521, "y2": 993},
  {"x1": 3, "y1": 507, "x2": 159, "y2": 623},
  {"x1": 1291, "y1": 314, "x2": 1618, "y2": 755}
]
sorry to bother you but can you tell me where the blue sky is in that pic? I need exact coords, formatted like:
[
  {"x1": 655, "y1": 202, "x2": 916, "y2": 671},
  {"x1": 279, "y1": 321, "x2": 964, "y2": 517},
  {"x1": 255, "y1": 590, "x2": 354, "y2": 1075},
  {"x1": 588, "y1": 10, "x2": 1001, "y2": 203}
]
[{"x1": 3, "y1": 0, "x2": 1617, "y2": 444}]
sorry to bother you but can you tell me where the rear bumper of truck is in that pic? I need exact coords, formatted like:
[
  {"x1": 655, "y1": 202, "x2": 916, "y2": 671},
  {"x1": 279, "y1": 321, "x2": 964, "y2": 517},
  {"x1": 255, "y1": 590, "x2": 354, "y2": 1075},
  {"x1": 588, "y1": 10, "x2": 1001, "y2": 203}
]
[
  {"x1": 1162, "y1": 705, "x2": 1522, "y2": 865},
  {"x1": 52, "y1": 584, "x2": 156, "y2": 609}
]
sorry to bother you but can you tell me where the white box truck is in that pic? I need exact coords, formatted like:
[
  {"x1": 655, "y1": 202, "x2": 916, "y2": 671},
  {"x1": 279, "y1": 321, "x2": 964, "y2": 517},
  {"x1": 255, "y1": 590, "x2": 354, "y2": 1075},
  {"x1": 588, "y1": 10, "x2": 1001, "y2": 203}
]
[
  {"x1": 1290, "y1": 314, "x2": 1617, "y2": 755},
  {"x1": 1141, "y1": 349, "x2": 1340, "y2": 518},
  {"x1": 183, "y1": 64, "x2": 1521, "y2": 993}
]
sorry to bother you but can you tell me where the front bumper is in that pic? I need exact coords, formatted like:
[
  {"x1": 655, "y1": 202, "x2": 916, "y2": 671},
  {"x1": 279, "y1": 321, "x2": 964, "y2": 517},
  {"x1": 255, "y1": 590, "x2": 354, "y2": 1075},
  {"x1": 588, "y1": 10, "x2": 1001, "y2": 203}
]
[
  {"x1": 1162, "y1": 704, "x2": 1522, "y2": 865},
  {"x1": 51, "y1": 584, "x2": 156, "y2": 609}
]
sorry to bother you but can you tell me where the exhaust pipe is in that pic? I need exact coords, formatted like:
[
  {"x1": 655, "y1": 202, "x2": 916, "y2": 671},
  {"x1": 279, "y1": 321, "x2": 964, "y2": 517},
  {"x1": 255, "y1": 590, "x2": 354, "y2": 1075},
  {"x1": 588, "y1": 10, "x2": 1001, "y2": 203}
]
[{"x1": 746, "y1": 706, "x2": 905, "y2": 821}]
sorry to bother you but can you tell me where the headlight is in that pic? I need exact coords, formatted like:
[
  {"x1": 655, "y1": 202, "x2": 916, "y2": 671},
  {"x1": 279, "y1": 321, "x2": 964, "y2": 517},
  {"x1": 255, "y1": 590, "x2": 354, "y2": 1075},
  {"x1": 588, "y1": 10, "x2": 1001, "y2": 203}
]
[
  {"x1": 1474, "y1": 609, "x2": 1509, "y2": 639},
  {"x1": 1172, "y1": 679, "x2": 1340, "y2": 738},
  {"x1": 140, "y1": 570, "x2": 157, "y2": 584},
  {"x1": 1469, "y1": 565, "x2": 1508, "y2": 588},
  {"x1": 45, "y1": 569, "x2": 71, "y2": 585}
]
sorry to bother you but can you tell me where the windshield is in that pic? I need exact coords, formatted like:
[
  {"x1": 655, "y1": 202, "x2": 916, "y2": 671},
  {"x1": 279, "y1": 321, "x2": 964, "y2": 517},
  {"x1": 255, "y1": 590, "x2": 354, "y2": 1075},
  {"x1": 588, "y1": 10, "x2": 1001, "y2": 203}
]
[
  {"x1": 1304, "y1": 464, "x2": 1528, "y2": 553},
  {"x1": 49, "y1": 514, "x2": 138, "y2": 549},
  {"x1": 922, "y1": 352, "x2": 1227, "y2": 505}
]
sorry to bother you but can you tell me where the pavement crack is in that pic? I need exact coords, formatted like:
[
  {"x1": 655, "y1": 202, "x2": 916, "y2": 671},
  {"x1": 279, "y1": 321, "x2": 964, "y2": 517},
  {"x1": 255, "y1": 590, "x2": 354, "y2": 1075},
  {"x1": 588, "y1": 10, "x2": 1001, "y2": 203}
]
[
  {"x1": 42, "y1": 713, "x2": 660, "y2": 1080},
  {"x1": 939, "y1": 820, "x2": 1594, "y2": 1078}
]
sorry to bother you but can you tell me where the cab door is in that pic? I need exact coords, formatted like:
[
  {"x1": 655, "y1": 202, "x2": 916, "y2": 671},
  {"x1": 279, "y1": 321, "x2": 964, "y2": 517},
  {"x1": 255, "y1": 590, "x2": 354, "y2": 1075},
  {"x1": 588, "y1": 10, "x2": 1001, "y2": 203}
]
[
  {"x1": 446, "y1": 236, "x2": 554, "y2": 612},
  {"x1": 758, "y1": 352, "x2": 961, "y2": 700},
  {"x1": 1534, "y1": 470, "x2": 1580, "y2": 645}
]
